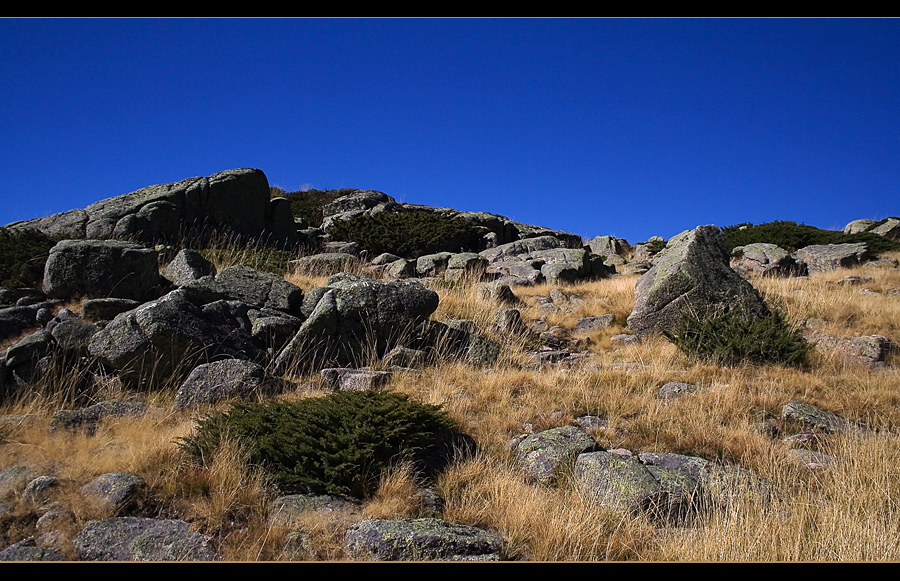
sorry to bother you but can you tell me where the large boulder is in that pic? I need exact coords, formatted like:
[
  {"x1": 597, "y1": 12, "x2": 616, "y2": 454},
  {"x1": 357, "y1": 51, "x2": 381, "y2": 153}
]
[
  {"x1": 627, "y1": 225, "x2": 770, "y2": 337},
  {"x1": 731, "y1": 243, "x2": 805, "y2": 277},
  {"x1": 344, "y1": 518, "x2": 503, "y2": 561},
  {"x1": 88, "y1": 289, "x2": 262, "y2": 389},
  {"x1": 6, "y1": 168, "x2": 297, "y2": 247},
  {"x1": 74, "y1": 517, "x2": 218, "y2": 561},
  {"x1": 42, "y1": 240, "x2": 161, "y2": 301},
  {"x1": 275, "y1": 275, "x2": 439, "y2": 373},
  {"x1": 792, "y1": 243, "x2": 870, "y2": 274}
]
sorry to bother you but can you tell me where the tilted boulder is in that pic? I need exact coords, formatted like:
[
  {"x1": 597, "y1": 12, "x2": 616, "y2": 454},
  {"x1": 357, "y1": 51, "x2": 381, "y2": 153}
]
[
  {"x1": 183, "y1": 265, "x2": 303, "y2": 317},
  {"x1": 275, "y1": 275, "x2": 439, "y2": 373},
  {"x1": 88, "y1": 288, "x2": 262, "y2": 389},
  {"x1": 6, "y1": 168, "x2": 296, "y2": 247},
  {"x1": 792, "y1": 243, "x2": 869, "y2": 274},
  {"x1": 515, "y1": 426, "x2": 601, "y2": 485},
  {"x1": 42, "y1": 240, "x2": 161, "y2": 301},
  {"x1": 627, "y1": 225, "x2": 770, "y2": 337}
]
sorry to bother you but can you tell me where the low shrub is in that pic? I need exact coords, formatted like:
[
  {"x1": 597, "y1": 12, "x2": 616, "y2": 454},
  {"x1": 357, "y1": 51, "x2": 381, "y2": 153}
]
[
  {"x1": 722, "y1": 221, "x2": 900, "y2": 254},
  {"x1": 663, "y1": 310, "x2": 810, "y2": 367},
  {"x1": 0, "y1": 228, "x2": 60, "y2": 289},
  {"x1": 328, "y1": 209, "x2": 483, "y2": 258},
  {"x1": 279, "y1": 188, "x2": 356, "y2": 227},
  {"x1": 179, "y1": 390, "x2": 465, "y2": 498}
]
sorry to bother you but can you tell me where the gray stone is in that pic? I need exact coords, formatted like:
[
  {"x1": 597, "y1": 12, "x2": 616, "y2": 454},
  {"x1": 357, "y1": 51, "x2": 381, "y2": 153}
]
[
  {"x1": 869, "y1": 217, "x2": 900, "y2": 239},
  {"x1": 81, "y1": 298, "x2": 141, "y2": 322},
  {"x1": 5, "y1": 330, "x2": 54, "y2": 367},
  {"x1": 50, "y1": 399, "x2": 147, "y2": 436},
  {"x1": 269, "y1": 494, "x2": 360, "y2": 528},
  {"x1": 383, "y1": 346, "x2": 428, "y2": 368},
  {"x1": 290, "y1": 253, "x2": 363, "y2": 276},
  {"x1": 42, "y1": 239, "x2": 161, "y2": 301},
  {"x1": 658, "y1": 381, "x2": 698, "y2": 400},
  {"x1": 573, "y1": 315, "x2": 616, "y2": 334},
  {"x1": 588, "y1": 235, "x2": 630, "y2": 257},
  {"x1": 804, "y1": 329, "x2": 893, "y2": 368},
  {"x1": 627, "y1": 225, "x2": 771, "y2": 337},
  {"x1": 792, "y1": 243, "x2": 870, "y2": 274},
  {"x1": 7, "y1": 168, "x2": 293, "y2": 247},
  {"x1": 844, "y1": 219, "x2": 877, "y2": 235},
  {"x1": 184, "y1": 265, "x2": 303, "y2": 316},
  {"x1": 174, "y1": 359, "x2": 266, "y2": 409},
  {"x1": 50, "y1": 319, "x2": 98, "y2": 355},
  {"x1": 80, "y1": 472, "x2": 147, "y2": 516},
  {"x1": 575, "y1": 451, "x2": 663, "y2": 514},
  {"x1": 163, "y1": 249, "x2": 216, "y2": 286},
  {"x1": 0, "y1": 537, "x2": 66, "y2": 561},
  {"x1": 476, "y1": 282, "x2": 520, "y2": 305},
  {"x1": 731, "y1": 243, "x2": 805, "y2": 277},
  {"x1": 22, "y1": 475, "x2": 60, "y2": 503},
  {"x1": 88, "y1": 289, "x2": 262, "y2": 389},
  {"x1": 416, "y1": 252, "x2": 454, "y2": 277},
  {"x1": 782, "y1": 400, "x2": 852, "y2": 434},
  {"x1": 320, "y1": 368, "x2": 392, "y2": 391},
  {"x1": 74, "y1": 517, "x2": 218, "y2": 561},
  {"x1": 610, "y1": 333, "x2": 641, "y2": 346},
  {"x1": 515, "y1": 426, "x2": 600, "y2": 485},
  {"x1": 344, "y1": 518, "x2": 503, "y2": 561}
]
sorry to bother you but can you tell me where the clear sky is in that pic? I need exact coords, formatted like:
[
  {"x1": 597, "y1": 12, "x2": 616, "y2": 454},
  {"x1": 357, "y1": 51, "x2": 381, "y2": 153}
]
[{"x1": 1, "y1": 18, "x2": 897, "y2": 244}]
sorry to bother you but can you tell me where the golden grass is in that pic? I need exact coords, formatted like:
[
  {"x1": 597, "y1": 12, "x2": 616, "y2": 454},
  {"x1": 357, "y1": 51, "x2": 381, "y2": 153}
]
[{"x1": 3, "y1": 248, "x2": 900, "y2": 561}]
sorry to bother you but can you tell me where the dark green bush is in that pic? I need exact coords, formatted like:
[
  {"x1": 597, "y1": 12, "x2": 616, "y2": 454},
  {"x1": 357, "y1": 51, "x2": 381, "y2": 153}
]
[
  {"x1": 328, "y1": 210, "x2": 483, "y2": 259},
  {"x1": 664, "y1": 310, "x2": 810, "y2": 367},
  {"x1": 722, "y1": 221, "x2": 900, "y2": 254},
  {"x1": 179, "y1": 390, "x2": 465, "y2": 498},
  {"x1": 278, "y1": 188, "x2": 357, "y2": 227},
  {"x1": 0, "y1": 228, "x2": 60, "y2": 289}
]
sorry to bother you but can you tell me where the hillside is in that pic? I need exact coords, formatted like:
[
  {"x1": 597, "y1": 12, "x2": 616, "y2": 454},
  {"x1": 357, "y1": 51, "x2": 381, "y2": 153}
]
[{"x1": 0, "y1": 169, "x2": 898, "y2": 561}]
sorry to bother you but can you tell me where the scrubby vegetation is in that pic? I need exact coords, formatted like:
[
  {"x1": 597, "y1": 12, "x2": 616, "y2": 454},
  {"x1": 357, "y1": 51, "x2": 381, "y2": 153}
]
[
  {"x1": 0, "y1": 227, "x2": 60, "y2": 288},
  {"x1": 664, "y1": 310, "x2": 810, "y2": 368},
  {"x1": 179, "y1": 391, "x2": 461, "y2": 499},
  {"x1": 722, "y1": 221, "x2": 900, "y2": 254},
  {"x1": 327, "y1": 210, "x2": 484, "y2": 258},
  {"x1": 274, "y1": 187, "x2": 356, "y2": 227}
]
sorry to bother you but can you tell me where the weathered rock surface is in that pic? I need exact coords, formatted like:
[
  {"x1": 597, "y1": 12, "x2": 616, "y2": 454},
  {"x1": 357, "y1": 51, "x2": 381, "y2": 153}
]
[
  {"x1": 803, "y1": 329, "x2": 894, "y2": 368},
  {"x1": 320, "y1": 367, "x2": 392, "y2": 391},
  {"x1": 627, "y1": 225, "x2": 771, "y2": 337},
  {"x1": 74, "y1": 517, "x2": 218, "y2": 561},
  {"x1": 344, "y1": 518, "x2": 503, "y2": 561},
  {"x1": 782, "y1": 400, "x2": 852, "y2": 434},
  {"x1": 174, "y1": 359, "x2": 266, "y2": 409},
  {"x1": 731, "y1": 243, "x2": 805, "y2": 277},
  {"x1": 0, "y1": 537, "x2": 66, "y2": 561},
  {"x1": 792, "y1": 243, "x2": 870, "y2": 274},
  {"x1": 88, "y1": 288, "x2": 262, "y2": 388},
  {"x1": 7, "y1": 168, "x2": 295, "y2": 247},
  {"x1": 183, "y1": 265, "x2": 303, "y2": 317},
  {"x1": 162, "y1": 249, "x2": 216, "y2": 286},
  {"x1": 515, "y1": 426, "x2": 600, "y2": 485},
  {"x1": 42, "y1": 240, "x2": 161, "y2": 301},
  {"x1": 81, "y1": 298, "x2": 141, "y2": 322},
  {"x1": 657, "y1": 381, "x2": 698, "y2": 400},
  {"x1": 844, "y1": 219, "x2": 877, "y2": 235},
  {"x1": 50, "y1": 400, "x2": 147, "y2": 436},
  {"x1": 80, "y1": 472, "x2": 147, "y2": 516}
]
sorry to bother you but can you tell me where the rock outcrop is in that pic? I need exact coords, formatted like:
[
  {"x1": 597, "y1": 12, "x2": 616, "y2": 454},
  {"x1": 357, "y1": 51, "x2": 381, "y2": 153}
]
[{"x1": 627, "y1": 225, "x2": 770, "y2": 337}]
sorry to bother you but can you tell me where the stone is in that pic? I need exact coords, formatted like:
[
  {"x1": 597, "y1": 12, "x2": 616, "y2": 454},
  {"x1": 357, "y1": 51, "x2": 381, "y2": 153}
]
[
  {"x1": 0, "y1": 537, "x2": 66, "y2": 561},
  {"x1": 657, "y1": 381, "x2": 698, "y2": 400},
  {"x1": 50, "y1": 400, "x2": 147, "y2": 436},
  {"x1": 344, "y1": 518, "x2": 503, "y2": 561},
  {"x1": 174, "y1": 359, "x2": 266, "y2": 409},
  {"x1": 80, "y1": 472, "x2": 147, "y2": 516},
  {"x1": 320, "y1": 368, "x2": 392, "y2": 391},
  {"x1": 803, "y1": 329, "x2": 893, "y2": 368},
  {"x1": 844, "y1": 219, "x2": 877, "y2": 235},
  {"x1": 627, "y1": 225, "x2": 770, "y2": 337},
  {"x1": 575, "y1": 451, "x2": 663, "y2": 514},
  {"x1": 610, "y1": 333, "x2": 641, "y2": 346},
  {"x1": 162, "y1": 249, "x2": 216, "y2": 286},
  {"x1": 782, "y1": 400, "x2": 852, "y2": 434},
  {"x1": 573, "y1": 315, "x2": 616, "y2": 334},
  {"x1": 869, "y1": 217, "x2": 900, "y2": 239},
  {"x1": 792, "y1": 243, "x2": 870, "y2": 274},
  {"x1": 269, "y1": 494, "x2": 360, "y2": 528},
  {"x1": 42, "y1": 239, "x2": 161, "y2": 301},
  {"x1": 81, "y1": 298, "x2": 141, "y2": 321},
  {"x1": 515, "y1": 426, "x2": 600, "y2": 485},
  {"x1": 731, "y1": 243, "x2": 805, "y2": 277},
  {"x1": 74, "y1": 517, "x2": 218, "y2": 561}
]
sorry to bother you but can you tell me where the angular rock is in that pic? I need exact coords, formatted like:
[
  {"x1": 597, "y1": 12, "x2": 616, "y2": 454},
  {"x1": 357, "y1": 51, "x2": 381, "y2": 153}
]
[
  {"x1": 573, "y1": 315, "x2": 616, "y2": 334},
  {"x1": 269, "y1": 494, "x2": 360, "y2": 528},
  {"x1": 627, "y1": 225, "x2": 771, "y2": 337},
  {"x1": 320, "y1": 368, "x2": 392, "y2": 391},
  {"x1": 657, "y1": 381, "x2": 698, "y2": 400},
  {"x1": 0, "y1": 537, "x2": 66, "y2": 561},
  {"x1": 782, "y1": 400, "x2": 852, "y2": 434},
  {"x1": 81, "y1": 298, "x2": 141, "y2": 322},
  {"x1": 792, "y1": 243, "x2": 870, "y2": 274},
  {"x1": 344, "y1": 518, "x2": 503, "y2": 561},
  {"x1": 515, "y1": 426, "x2": 600, "y2": 485},
  {"x1": 162, "y1": 249, "x2": 216, "y2": 286},
  {"x1": 731, "y1": 243, "x2": 805, "y2": 277},
  {"x1": 869, "y1": 217, "x2": 900, "y2": 239},
  {"x1": 844, "y1": 219, "x2": 877, "y2": 235},
  {"x1": 184, "y1": 265, "x2": 303, "y2": 316},
  {"x1": 5, "y1": 330, "x2": 54, "y2": 368},
  {"x1": 383, "y1": 346, "x2": 428, "y2": 368},
  {"x1": 575, "y1": 451, "x2": 663, "y2": 514},
  {"x1": 804, "y1": 329, "x2": 893, "y2": 368},
  {"x1": 588, "y1": 235, "x2": 630, "y2": 257},
  {"x1": 476, "y1": 282, "x2": 520, "y2": 305},
  {"x1": 174, "y1": 359, "x2": 266, "y2": 409},
  {"x1": 80, "y1": 472, "x2": 147, "y2": 516},
  {"x1": 42, "y1": 239, "x2": 161, "y2": 301},
  {"x1": 74, "y1": 517, "x2": 218, "y2": 561}
]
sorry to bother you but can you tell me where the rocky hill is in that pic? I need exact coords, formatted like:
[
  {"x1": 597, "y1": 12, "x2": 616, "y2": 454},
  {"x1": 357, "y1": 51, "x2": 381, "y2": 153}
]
[{"x1": 0, "y1": 168, "x2": 898, "y2": 561}]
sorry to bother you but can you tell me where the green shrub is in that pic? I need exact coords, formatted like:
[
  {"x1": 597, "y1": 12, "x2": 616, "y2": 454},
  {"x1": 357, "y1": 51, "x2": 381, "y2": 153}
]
[
  {"x1": 328, "y1": 210, "x2": 483, "y2": 259},
  {"x1": 663, "y1": 310, "x2": 810, "y2": 367},
  {"x1": 0, "y1": 228, "x2": 60, "y2": 289},
  {"x1": 179, "y1": 390, "x2": 466, "y2": 498},
  {"x1": 279, "y1": 188, "x2": 357, "y2": 227},
  {"x1": 722, "y1": 221, "x2": 900, "y2": 254}
]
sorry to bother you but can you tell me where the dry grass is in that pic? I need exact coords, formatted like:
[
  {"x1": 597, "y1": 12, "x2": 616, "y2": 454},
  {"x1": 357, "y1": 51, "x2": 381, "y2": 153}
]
[{"x1": 3, "y1": 247, "x2": 900, "y2": 561}]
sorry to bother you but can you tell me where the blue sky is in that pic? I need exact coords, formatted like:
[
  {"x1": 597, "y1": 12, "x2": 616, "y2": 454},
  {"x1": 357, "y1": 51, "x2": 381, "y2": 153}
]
[{"x1": 1, "y1": 19, "x2": 897, "y2": 244}]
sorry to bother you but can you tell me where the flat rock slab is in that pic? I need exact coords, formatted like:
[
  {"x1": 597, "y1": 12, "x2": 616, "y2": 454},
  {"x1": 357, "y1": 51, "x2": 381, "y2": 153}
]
[
  {"x1": 74, "y1": 517, "x2": 218, "y2": 561},
  {"x1": 792, "y1": 243, "x2": 869, "y2": 274},
  {"x1": 345, "y1": 518, "x2": 503, "y2": 561}
]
